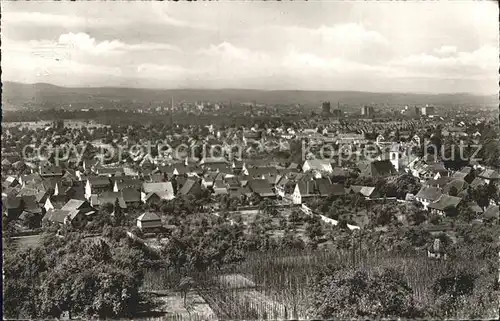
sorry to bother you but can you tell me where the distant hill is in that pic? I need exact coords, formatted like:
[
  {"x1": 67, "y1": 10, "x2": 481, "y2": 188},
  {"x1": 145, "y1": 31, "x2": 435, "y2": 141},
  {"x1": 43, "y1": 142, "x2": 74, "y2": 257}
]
[{"x1": 2, "y1": 81, "x2": 497, "y2": 111}]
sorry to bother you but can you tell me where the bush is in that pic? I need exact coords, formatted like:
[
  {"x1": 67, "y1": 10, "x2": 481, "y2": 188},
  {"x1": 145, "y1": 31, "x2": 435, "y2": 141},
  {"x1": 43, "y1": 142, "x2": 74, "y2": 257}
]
[{"x1": 312, "y1": 267, "x2": 422, "y2": 319}]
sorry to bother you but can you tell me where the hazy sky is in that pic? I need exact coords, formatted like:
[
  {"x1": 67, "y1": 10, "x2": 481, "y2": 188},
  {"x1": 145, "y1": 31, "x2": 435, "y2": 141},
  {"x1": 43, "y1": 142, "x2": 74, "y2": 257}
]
[{"x1": 2, "y1": 1, "x2": 498, "y2": 94}]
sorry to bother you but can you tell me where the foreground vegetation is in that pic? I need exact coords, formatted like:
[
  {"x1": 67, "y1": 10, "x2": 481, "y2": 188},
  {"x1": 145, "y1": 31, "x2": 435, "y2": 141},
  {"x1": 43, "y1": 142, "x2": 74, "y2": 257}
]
[{"x1": 3, "y1": 194, "x2": 499, "y2": 319}]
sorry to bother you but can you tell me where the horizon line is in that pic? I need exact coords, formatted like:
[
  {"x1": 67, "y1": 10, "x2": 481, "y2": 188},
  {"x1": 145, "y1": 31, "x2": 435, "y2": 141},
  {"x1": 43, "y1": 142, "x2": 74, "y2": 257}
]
[{"x1": 4, "y1": 80, "x2": 497, "y2": 97}]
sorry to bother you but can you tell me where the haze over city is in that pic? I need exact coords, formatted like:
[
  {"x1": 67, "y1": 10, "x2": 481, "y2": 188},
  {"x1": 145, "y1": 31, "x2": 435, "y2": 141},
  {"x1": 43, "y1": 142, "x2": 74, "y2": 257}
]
[{"x1": 2, "y1": 1, "x2": 499, "y2": 94}]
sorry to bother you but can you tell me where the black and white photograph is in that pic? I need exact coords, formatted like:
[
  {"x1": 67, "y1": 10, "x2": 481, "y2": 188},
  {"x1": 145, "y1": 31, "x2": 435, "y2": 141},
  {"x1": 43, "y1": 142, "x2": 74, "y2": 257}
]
[{"x1": 1, "y1": 1, "x2": 499, "y2": 320}]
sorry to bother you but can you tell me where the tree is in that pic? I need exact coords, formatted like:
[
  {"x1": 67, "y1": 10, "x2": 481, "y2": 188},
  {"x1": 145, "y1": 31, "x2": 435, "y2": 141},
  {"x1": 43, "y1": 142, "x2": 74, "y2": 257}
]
[
  {"x1": 179, "y1": 277, "x2": 195, "y2": 306},
  {"x1": 305, "y1": 216, "x2": 324, "y2": 241},
  {"x1": 313, "y1": 267, "x2": 421, "y2": 319},
  {"x1": 432, "y1": 268, "x2": 477, "y2": 316}
]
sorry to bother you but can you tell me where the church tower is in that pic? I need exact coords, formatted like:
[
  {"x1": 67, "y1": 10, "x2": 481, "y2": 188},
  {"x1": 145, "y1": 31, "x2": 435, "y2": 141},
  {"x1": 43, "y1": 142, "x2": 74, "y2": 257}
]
[{"x1": 390, "y1": 144, "x2": 400, "y2": 171}]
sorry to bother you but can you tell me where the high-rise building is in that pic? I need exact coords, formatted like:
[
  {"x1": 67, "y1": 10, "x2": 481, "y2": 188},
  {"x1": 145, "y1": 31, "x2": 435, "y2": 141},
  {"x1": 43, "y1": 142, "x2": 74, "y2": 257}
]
[
  {"x1": 421, "y1": 105, "x2": 435, "y2": 116},
  {"x1": 322, "y1": 101, "x2": 331, "y2": 114},
  {"x1": 332, "y1": 109, "x2": 343, "y2": 118},
  {"x1": 361, "y1": 105, "x2": 375, "y2": 116}
]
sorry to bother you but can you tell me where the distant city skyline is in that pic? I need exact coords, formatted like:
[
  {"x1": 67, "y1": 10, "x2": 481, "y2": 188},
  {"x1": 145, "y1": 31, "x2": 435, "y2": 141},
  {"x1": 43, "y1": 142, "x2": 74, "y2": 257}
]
[{"x1": 2, "y1": 1, "x2": 498, "y2": 94}]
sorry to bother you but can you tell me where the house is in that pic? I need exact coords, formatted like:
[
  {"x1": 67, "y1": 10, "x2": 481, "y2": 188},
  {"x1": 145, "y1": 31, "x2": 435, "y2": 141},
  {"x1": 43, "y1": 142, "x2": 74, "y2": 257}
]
[
  {"x1": 452, "y1": 167, "x2": 474, "y2": 183},
  {"x1": 95, "y1": 166, "x2": 125, "y2": 177},
  {"x1": 2, "y1": 176, "x2": 19, "y2": 189},
  {"x1": 483, "y1": 204, "x2": 499, "y2": 223},
  {"x1": 316, "y1": 178, "x2": 344, "y2": 197},
  {"x1": 248, "y1": 179, "x2": 275, "y2": 198},
  {"x1": 415, "y1": 186, "x2": 443, "y2": 209},
  {"x1": 21, "y1": 195, "x2": 43, "y2": 215},
  {"x1": 425, "y1": 177, "x2": 452, "y2": 189},
  {"x1": 213, "y1": 187, "x2": 229, "y2": 196},
  {"x1": 275, "y1": 175, "x2": 295, "y2": 198},
  {"x1": 4, "y1": 195, "x2": 24, "y2": 219},
  {"x1": 426, "y1": 162, "x2": 450, "y2": 179},
  {"x1": 330, "y1": 167, "x2": 350, "y2": 182},
  {"x1": 287, "y1": 162, "x2": 301, "y2": 171},
  {"x1": 112, "y1": 177, "x2": 143, "y2": 192},
  {"x1": 66, "y1": 181, "x2": 86, "y2": 201},
  {"x1": 43, "y1": 199, "x2": 92, "y2": 228},
  {"x1": 245, "y1": 167, "x2": 279, "y2": 181},
  {"x1": 84, "y1": 176, "x2": 112, "y2": 199},
  {"x1": 477, "y1": 169, "x2": 500, "y2": 185},
  {"x1": 91, "y1": 191, "x2": 127, "y2": 210},
  {"x1": 229, "y1": 185, "x2": 253, "y2": 199},
  {"x1": 359, "y1": 160, "x2": 396, "y2": 178},
  {"x1": 178, "y1": 179, "x2": 202, "y2": 197},
  {"x1": 121, "y1": 187, "x2": 142, "y2": 205},
  {"x1": 427, "y1": 194, "x2": 462, "y2": 216},
  {"x1": 468, "y1": 201, "x2": 484, "y2": 215},
  {"x1": 60, "y1": 199, "x2": 95, "y2": 217},
  {"x1": 18, "y1": 173, "x2": 43, "y2": 187},
  {"x1": 231, "y1": 160, "x2": 246, "y2": 175},
  {"x1": 201, "y1": 172, "x2": 222, "y2": 189},
  {"x1": 136, "y1": 212, "x2": 162, "y2": 231},
  {"x1": 39, "y1": 165, "x2": 64, "y2": 178},
  {"x1": 302, "y1": 159, "x2": 333, "y2": 177},
  {"x1": 292, "y1": 180, "x2": 316, "y2": 205},
  {"x1": 443, "y1": 179, "x2": 468, "y2": 195},
  {"x1": 203, "y1": 162, "x2": 232, "y2": 175},
  {"x1": 427, "y1": 238, "x2": 447, "y2": 260},
  {"x1": 142, "y1": 182, "x2": 175, "y2": 203},
  {"x1": 470, "y1": 177, "x2": 487, "y2": 188},
  {"x1": 350, "y1": 185, "x2": 378, "y2": 199}
]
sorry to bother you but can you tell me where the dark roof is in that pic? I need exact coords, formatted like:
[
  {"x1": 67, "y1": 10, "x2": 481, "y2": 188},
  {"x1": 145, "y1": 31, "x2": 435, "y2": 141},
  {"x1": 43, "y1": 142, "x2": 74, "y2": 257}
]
[
  {"x1": 40, "y1": 165, "x2": 64, "y2": 176},
  {"x1": 96, "y1": 192, "x2": 127, "y2": 208},
  {"x1": 248, "y1": 179, "x2": 274, "y2": 197},
  {"x1": 157, "y1": 165, "x2": 176, "y2": 174},
  {"x1": 246, "y1": 167, "x2": 279, "y2": 178},
  {"x1": 425, "y1": 176, "x2": 452, "y2": 188},
  {"x1": 113, "y1": 177, "x2": 143, "y2": 190},
  {"x1": 96, "y1": 166, "x2": 125, "y2": 176},
  {"x1": 361, "y1": 160, "x2": 396, "y2": 177},
  {"x1": 21, "y1": 195, "x2": 39, "y2": 211},
  {"x1": 443, "y1": 179, "x2": 468, "y2": 194},
  {"x1": 178, "y1": 179, "x2": 201, "y2": 195},
  {"x1": 229, "y1": 185, "x2": 253, "y2": 198},
  {"x1": 5, "y1": 196, "x2": 23, "y2": 209},
  {"x1": 224, "y1": 176, "x2": 240, "y2": 188},
  {"x1": 296, "y1": 180, "x2": 316, "y2": 196},
  {"x1": 428, "y1": 162, "x2": 448, "y2": 173},
  {"x1": 121, "y1": 187, "x2": 141, "y2": 202},
  {"x1": 416, "y1": 186, "x2": 443, "y2": 201},
  {"x1": 467, "y1": 201, "x2": 483, "y2": 214},
  {"x1": 87, "y1": 176, "x2": 111, "y2": 187},
  {"x1": 470, "y1": 177, "x2": 487, "y2": 188},
  {"x1": 331, "y1": 167, "x2": 350, "y2": 177},
  {"x1": 43, "y1": 210, "x2": 69, "y2": 224},
  {"x1": 428, "y1": 195, "x2": 462, "y2": 211},
  {"x1": 315, "y1": 178, "x2": 337, "y2": 196}
]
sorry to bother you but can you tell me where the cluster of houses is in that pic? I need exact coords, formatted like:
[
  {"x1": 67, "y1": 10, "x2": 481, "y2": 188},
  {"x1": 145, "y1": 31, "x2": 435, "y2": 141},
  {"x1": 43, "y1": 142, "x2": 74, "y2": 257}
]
[
  {"x1": 410, "y1": 160, "x2": 499, "y2": 220},
  {"x1": 4, "y1": 140, "x2": 499, "y2": 233}
]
